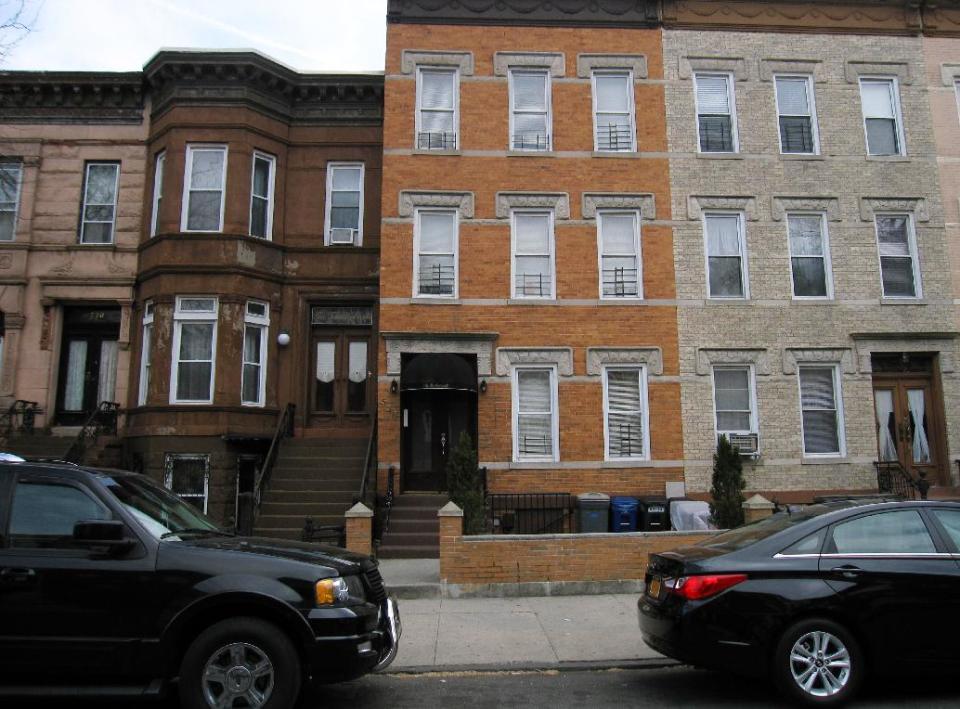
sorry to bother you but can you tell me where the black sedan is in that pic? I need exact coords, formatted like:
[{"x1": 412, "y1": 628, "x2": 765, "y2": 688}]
[{"x1": 638, "y1": 498, "x2": 960, "y2": 706}]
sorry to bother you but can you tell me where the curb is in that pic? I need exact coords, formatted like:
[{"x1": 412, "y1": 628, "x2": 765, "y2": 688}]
[
  {"x1": 383, "y1": 657, "x2": 681, "y2": 676},
  {"x1": 388, "y1": 579, "x2": 646, "y2": 600}
]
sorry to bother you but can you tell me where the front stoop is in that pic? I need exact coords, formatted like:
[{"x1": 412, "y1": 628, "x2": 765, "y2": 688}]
[{"x1": 377, "y1": 493, "x2": 448, "y2": 559}]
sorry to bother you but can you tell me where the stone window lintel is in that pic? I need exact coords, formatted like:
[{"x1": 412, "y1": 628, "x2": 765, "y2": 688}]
[
  {"x1": 401, "y1": 50, "x2": 474, "y2": 75},
  {"x1": 845, "y1": 60, "x2": 911, "y2": 85},
  {"x1": 399, "y1": 190, "x2": 475, "y2": 218},
  {"x1": 496, "y1": 347, "x2": 573, "y2": 377},
  {"x1": 940, "y1": 63, "x2": 960, "y2": 87},
  {"x1": 680, "y1": 56, "x2": 749, "y2": 81},
  {"x1": 383, "y1": 332, "x2": 497, "y2": 376},
  {"x1": 582, "y1": 193, "x2": 656, "y2": 220},
  {"x1": 783, "y1": 348, "x2": 855, "y2": 375},
  {"x1": 696, "y1": 348, "x2": 770, "y2": 376},
  {"x1": 496, "y1": 192, "x2": 570, "y2": 219},
  {"x1": 759, "y1": 58, "x2": 824, "y2": 83},
  {"x1": 687, "y1": 195, "x2": 758, "y2": 221},
  {"x1": 772, "y1": 197, "x2": 841, "y2": 222},
  {"x1": 587, "y1": 347, "x2": 662, "y2": 376},
  {"x1": 494, "y1": 52, "x2": 565, "y2": 77},
  {"x1": 577, "y1": 54, "x2": 647, "y2": 79},
  {"x1": 859, "y1": 197, "x2": 928, "y2": 223}
]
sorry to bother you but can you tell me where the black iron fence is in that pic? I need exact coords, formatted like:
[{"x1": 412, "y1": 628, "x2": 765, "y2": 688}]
[
  {"x1": 875, "y1": 460, "x2": 929, "y2": 500},
  {"x1": 485, "y1": 492, "x2": 575, "y2": 534}
]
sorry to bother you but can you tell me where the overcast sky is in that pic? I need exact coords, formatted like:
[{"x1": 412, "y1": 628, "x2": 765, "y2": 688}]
[{"x1": 4, "y1": 0, "x2": 389, "y2": 73}]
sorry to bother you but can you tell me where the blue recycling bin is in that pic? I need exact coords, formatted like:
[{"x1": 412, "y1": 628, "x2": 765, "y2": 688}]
[{"x1": 610, "y1": 496, "x2": 639, "y2": 532}]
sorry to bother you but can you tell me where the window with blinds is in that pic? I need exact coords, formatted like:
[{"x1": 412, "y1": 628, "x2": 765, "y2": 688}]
[
  {"x1": 417, "y1": 68, "x2": 458, "y2": 150},
  {"x1": 182, "y1": 145, "x2": 227, "y2": 232},
  {"x1": 510, "y1": 69, "x2": 551, "y2": 151},
  {"x1": 514, "y1": 367, "x2": 557, "y2": 461},
  {"x1": 80, "y1": 162, "x2": 120, "y2": 244},
  {"x1": 325, "y1": 163, "x2": 364, "y2": 245},
  {"x1": 0, "y1": 161, "x2": 22, "y2": 242},
  {"x1": 593, "y1": 71, "x2": 635, "y2": 152},
  {"x1": 249, "y1": 152, "x2": 275, "y2": 239},
  {"x1": 604, "y1": 367, "x2": 647, "y2": 460},
  {"x1": 695, "y1": 73, "x2": 736, "y2": 153},
  {"x1": 704, "y1": 213, "x2": 746, "y2": 298},
  {"x1": 598, "y1": 211, "x2": 641, "y2": 298},
  {"x1": 787, "y1": 213, "x2": 831, "y2": 298},
  {"x1": 416, "y1": 209, "x2": 457, "y2": 297},
  {"x1": 859, "y1": 78, "x2": 903, "y2": 156},
  {"x1": 512, "y1": 211, "x2": 554, "y2": 298},
  {"x1": 775, "y1": 76, "x2": 818, "y2": 154},
  {"x1": 875, "y1": 214, "x2": 919, "y2": 298},
  {"x1": 799, "y1": 366, "x2": 843, "y2": 456},
  {"x1": 713, "y1": 366, "x2": 755, "y2": 434}
]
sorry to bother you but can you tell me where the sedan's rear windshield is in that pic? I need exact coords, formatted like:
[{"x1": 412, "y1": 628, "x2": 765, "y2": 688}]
[{"x1": 701, "y1": 508, "x2": 827, "y2": 552}]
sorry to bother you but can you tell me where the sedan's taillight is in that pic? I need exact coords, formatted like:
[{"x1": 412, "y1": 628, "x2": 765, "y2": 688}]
[{"x1": 670, "y1": 574, "x2": 747, "y2": 600}]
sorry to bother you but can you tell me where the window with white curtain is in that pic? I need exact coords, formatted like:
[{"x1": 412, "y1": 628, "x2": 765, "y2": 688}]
[
  {"x1": 249, "y1": 152, "x2": 275, "y2": 239},
  {"x1": 875, "y1": 214, "x2": 920, "y2": 298},
  {"x1": 347, "y1": 340, "x2": 368, "y2": 412},
  {"x1": 513, "y1": 366, "x2": 558, "y2": 462},
  {"x1": 787, "y1": 213, "x2": 832, "y2": 299},
  {"x1": 775, "y1": 75, "x2": 818, "y2": 154},
  {"x1": 314, "y1": 341, "x2": 336, "y2": 412},
  {"x1": 859, "y1": 78, "x2": 905, "y2": 156},
  {"x1": 417, "y1": 67, "x2": 458, "y2": 150},
  {"x1": 598, "y1": 211, "x2": 641, "y2": 298},
  {"x1": 138, "y1": 301, "x2": 154, "y2": 406},
  {"x1": 713, "y1": 365, "x2": 756, "y2": 436},
  {"x1": 799, "y1": 365, "x2": 844, "y2": 456},
  {"x1": 603, "y1": 366, "x2": 648, "y2": 460},
  {"x1": 80, "y1": 162, "x2": 120, "y2": 244},
  {"x1": 415, "y1": 209, "x2": 458, "y2": 297},
  {"x1": 171, "y1": 297, "x2": 218, "y2": 404},
  {"x1": 324, "y1": 163, "x2": 364, "y2": 245},
  {"x1": 512, "y1": 211, "x2": 554, "y2": 299},
  {"x1": 150, "y1": 152, "x2": 164, "y2": 237},
  {"x1": 242, "y1": 301, "x2": 268, "y2": 406},
  {"x1": 182, "y1": 145, "x2": 227, "y2": 232},
  {"x1": 509, "y1": 69, "x2": 551, "y2": 151},
  {"x1": 593, "y1": 71, "x2": 635, "y2": 152},
  {"x1": 164, "y1": 454, "x2": 210, "y2": 513},
  {"x1": 0, "y1": 161, "x2": 23, "y2": 241},
  {"x1": 704, "y1": 213, "x2": 747, "y2": 298},
  {"x1": 694, "y1": 73, "x2": 737, "y2": 153}
]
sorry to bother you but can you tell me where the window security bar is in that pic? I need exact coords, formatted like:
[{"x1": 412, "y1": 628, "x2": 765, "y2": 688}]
[
  {"x1": 597, "y1": 124, "x2": 633, "y2": 151},
  {"x1": 519, "y1": 434, "x2": 551, "y2": 456},
  {"x1": 602, "y1": 267, "x2": 639, "y2": 297},
  {"x1": 511, "y1": 133, "x2": 551, "y2": 151},
  {"x1": 515, "y1": 272, "x2": 552, "y2": 297},
  {"x1": 418, "y1": 263, "x2": 455, "y2": 295},
  {"x1": 611, "y1": 423, "x2": 642, "y2": 457},
  {"x1": 417, "y1": 132, "x2": 457, "y2": 150}
]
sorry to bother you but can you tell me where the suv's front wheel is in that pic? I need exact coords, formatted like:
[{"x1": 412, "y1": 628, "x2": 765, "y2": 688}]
[{"x1": 179, "y1": 617, "x2": 301, "y2": 709}]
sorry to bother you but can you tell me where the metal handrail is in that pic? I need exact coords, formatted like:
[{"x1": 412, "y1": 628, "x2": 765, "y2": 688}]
[
  {"x1": 356, "y1": 419, "x2": 377, "y2": 506},
  {"x1": 64, "y1": 401, "x2": 120, "y2": 464},
  {"x1": 254, "y1": 403, "x2": 295, "y2": 512},
  {"x1": 0, "y1": 399, "x2": 40, "y2": 437},
  {"x1": 374, "y1": 466, "x2": 395, "y2": 548},
  {"x1": 875, "y1": 460, "x2": 930, "y2": 501}
]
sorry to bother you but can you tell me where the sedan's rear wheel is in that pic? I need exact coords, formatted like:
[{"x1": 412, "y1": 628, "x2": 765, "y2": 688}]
[{"x1": 773, "y1": 618, "x2": 863, "y2": 706}]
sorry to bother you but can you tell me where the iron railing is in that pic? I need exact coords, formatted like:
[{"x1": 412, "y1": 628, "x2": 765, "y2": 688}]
[
  {"x1": 374, "y1": 466, "x2": 395, "y2": 548},
  {"x1": 596, "y1": 123, "x2": 633, "y2": 151},
  {"x1": 64, "y1": 401, "x2": 120, "y2": 464},
  {"x1": 356, "y1": 420, "x2": 377, "y2": 506},
  {"x1": 515, "y1": 272, "x2": 552, "y2": 297},
  {"x1": 0, "y1": 399, "x2": 40, "y2": 437},
  {"x1": 253, "y1": 403, "x2": 295, "y2": 513},
  {"x1": 875, "y1": 460, "x2": 930, "y2": 500},
  {"x1": 601, "y1": 267, "x2": 639, "y2": 297},
  {"x1": 486, "y1": 492, "x2": 575, "y2": 534},
  {"x1": 511, "y1": 133, "x2": 551, "y2": 151},
  {"x1": 417, "y1": 131, "x2": 457, "y2": 150},
  {"x1": 302, "y1": 519, "x2": 345, "y2": 547}
]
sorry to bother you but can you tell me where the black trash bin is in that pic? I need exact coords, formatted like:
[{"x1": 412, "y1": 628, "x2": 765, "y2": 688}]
[
  {"x1": 610, "y1": 496, "x2": 639, "y2": 532},
  {"x1": 577, "y1": 493, "x2": 610, "y2": 533},
  {"x1": 638, "y1": 496, "x2": 669, "y2": 532}
]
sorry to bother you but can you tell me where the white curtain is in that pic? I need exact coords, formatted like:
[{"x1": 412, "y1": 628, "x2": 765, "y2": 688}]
[
  {"x1": 348, "y1": 342, "x2": 367, "y2": 383},
  {"x1": 98, "y1": 340, "x2": 118, "y2": 403},
  {"x1": 316, "y1": 342, "x2": 336, "y2": 383},
  {"x1": 907, "y1": 389, "x2": 931, "y2": 464},
  {"x1": 873, "y1": 390, "x2": 897, "y2": 461},
  {"x1": 63, "y1": 340, "x2": 87, "y2": 411}
]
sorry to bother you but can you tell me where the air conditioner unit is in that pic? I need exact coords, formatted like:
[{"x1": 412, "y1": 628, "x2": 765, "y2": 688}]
[
  {"x1": 329, "y1": 227, "x2": 356, "y2": 245},
  {"x1": 724, "y1": 432, "x2": 760, "y2": 458}
]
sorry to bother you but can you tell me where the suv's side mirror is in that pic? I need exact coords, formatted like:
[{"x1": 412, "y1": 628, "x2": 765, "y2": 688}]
[{"x1": 73, "y1": 520, "x2": 136, "y2": 556}]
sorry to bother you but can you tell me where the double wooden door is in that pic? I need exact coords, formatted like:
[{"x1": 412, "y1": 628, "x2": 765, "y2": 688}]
[
  {"x1": 873, "y1": 377, "x2": 942, "y2": 484},
  {"x1": 310, "y1": 330, "x2": 371, "y2": 423}
]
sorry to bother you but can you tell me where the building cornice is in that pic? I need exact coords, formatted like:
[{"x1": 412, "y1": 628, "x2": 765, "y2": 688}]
[
  {"x1": 0, "y1": 71, "x2": 144, "y2": 123},
  {"x1": 387, "y1": 0, "x2": 659, "y2": 28}
]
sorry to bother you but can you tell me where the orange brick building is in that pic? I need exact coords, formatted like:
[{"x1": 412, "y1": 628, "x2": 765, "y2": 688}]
[{"x1": 378, "y1": 0, "x2": 681, "y2": 553}]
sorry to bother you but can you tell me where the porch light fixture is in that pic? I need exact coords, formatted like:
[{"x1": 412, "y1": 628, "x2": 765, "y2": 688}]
[
  {"x1": 479, "y1": 379, "x2": 487, "y2": 394},
  {"x1": 277, "y1": 331, "x2": 291, "y2": 347},
  {"x1": 390, "y1": 379, "x2": 399, "y2": 394}
]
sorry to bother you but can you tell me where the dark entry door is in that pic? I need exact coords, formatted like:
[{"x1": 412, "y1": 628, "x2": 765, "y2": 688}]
[
  {"x1": 56, "y1": 307, "x2": 121, "y2": 425},
  {"x1": 873, "y1": 376, "x2": 943, "y2": 485},
  {"x1": 403, "y1": 390, "x2": 473, "y2": 491}
]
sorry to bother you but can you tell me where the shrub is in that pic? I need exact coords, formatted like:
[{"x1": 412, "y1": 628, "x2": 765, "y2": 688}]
[
  {"x1": 710, "y1": 434, "x2": 745, "y2": 529},
  {"x1": 445, "y1": 431, "x2": 486, "y2": 534}
]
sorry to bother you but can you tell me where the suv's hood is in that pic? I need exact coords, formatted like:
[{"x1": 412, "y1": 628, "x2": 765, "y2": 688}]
[{"x1": 173, "y1": 535, "x2": 370, "y2": 574}]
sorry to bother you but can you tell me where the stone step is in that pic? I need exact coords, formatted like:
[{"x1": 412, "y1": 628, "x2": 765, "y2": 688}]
[
  {"x1": 386, "y1": 518, "x2": 440, "y2": 533},
  {"x1": 266, "y1": 485, "x2": 359, "y2": 499},
  {"x1": 389, "y1": 506, "x2": 448, "y2": 521},
  {"x1": 266, "y1": 478, "x2": 362, "y2": 491},
  {"x1": 378, "y1": 531, "x2": 438, "y2": 547},
  {"x1": 377, "y1": 544, "x2": 440, "y2": 559},
  {"x1": 259, "y1": 500, "x2": 354, "y2": 517}
]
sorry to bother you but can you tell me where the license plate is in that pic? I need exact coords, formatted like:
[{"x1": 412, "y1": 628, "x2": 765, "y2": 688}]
[{"x1": 647, "y1": 576, "x2": 662, "y2": 599}]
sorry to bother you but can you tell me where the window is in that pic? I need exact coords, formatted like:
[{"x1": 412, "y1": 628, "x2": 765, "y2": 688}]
[
  {"x1": 414, "y1": 209, "x2": 458, "y2": 297},
  {"x1": 242, "y1": 301, "x2": 269, "y2": 406},
  {"x1": 694, "y1": 73, "x2": 737, "y2": 153},
  {"x1": 775, "y1": 75, "x2": 818, "y2": 154},
  {"x1": 787, "y1": 213, "x2": 832, "y2": 298},
  {"x1": 347, "y1": 340, "x2": 368, "y2": 412},
  {"x1": 417, "y1": 67, "x2": 458, "y2": 150},
  {"x1": 513, "y1": 366, "x2": 558, "y2": 462},
  {"x1": 512, "y1": 211, "x2": 555, "y2": 299},
  {"x1": 325, "y1": 163, "x2": 364, "y2": 246},
  {"x1": 598, "y1": 211, "x2": 641, "y2": 298},
  {"x1": 80, "y1": 162, "x2": 120, "y2": 244},
  {"x1": 712, "y1": 365, "x2": 756, "y2": 436},
  {"x1": 164, "y1": 454, "x2": 210, "y2": 514},
  {"x1": 138, "y1": 301, "x2": 154, "y2": 406},
  {"x1": 704, "y1": 213, "x2": 747, "y2": 298},
  {"x1": 0, "y1": 161, "x2": 22, "y2": 241},
  {"x1": 249, "y1": 152, "x2": 275, "y2": 239},
  {"x1": 150, "y1": 152, "x2": 164, "y2": 237},
  {"x1": 593, "y1": 71, "x2": 635, "y2": 152},
  {"x1": 182, "y1": 145, "x2": 227, "y2": 232},
  {"x1": 859, "y1": 78, "x2": 904, "y2": 156},
  {"x1": 9, "y1": 479, "x2": 110, "y2": 549},
  {"x1": 931, "y1": 509, "x2": 960, "y2": 549},
  {"x1": 171, "y1": 296, "x2": 218, "y2": 404},
  {"x1": 603, "y1": 366, "x2": 648, "y2": 460},
  {"x1": 875, "y1": 214, "x2": 920, "y2": 298},
  {"x1": 509, "y1": 69, "x2": 551, "y2": 151},
  {"x1": 799, "y1": 365, "x2": 844, "y2": 457},
  {"x1": 830, "y1": 510, "x2": 935, "y2": 555}
]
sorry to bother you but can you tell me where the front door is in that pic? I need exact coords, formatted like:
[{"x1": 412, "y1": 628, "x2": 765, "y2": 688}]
[
  {"x1": 311, "y1": 330, "x2": 371, "y2": 424},
  {"x1": 402, "y1": 390, "x2": 473, "y2": 491},
  {"x1": 56, "y1": 307, "x2": 121, "y2": 425},
  {"x1": 873, "y1": 375, "x2": 943, "y2": 485}
]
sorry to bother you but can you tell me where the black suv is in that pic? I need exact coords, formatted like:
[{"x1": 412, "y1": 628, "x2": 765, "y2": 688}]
[{"x1": 0, "y1": 462, "x2": 400, "y2": 708}]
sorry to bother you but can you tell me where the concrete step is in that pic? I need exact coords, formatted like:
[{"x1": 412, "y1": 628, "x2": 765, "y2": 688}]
[
  {"x1": 259, "y1": 500, "x2": 354, "y2": 516},
  {"x1": 390, "y1": 507, "x2": 448, "y2": 522},
  {"x1": 266, "y1": 478, "x2": 362, "y2": 491},
  {"x1": 378, "y1": 532, "x2": 438, "y2": 547},
  {"x1": 387, "y1": 518, "x2": 440, "y2": 533},
  {"x1": 266, "y1": 486, "x2": 359, "y2": 499},
  {"x1": 377, "y1": 544, "x2": 440, "y2": 559}
]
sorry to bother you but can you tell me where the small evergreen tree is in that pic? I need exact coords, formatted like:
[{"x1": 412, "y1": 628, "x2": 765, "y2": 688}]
[
  {"x1": 710, "y1": 434, "x2": 745, "y2": 529},
  {"x1": 445, "y1": 431, "x2": 486, "y2": 534}
]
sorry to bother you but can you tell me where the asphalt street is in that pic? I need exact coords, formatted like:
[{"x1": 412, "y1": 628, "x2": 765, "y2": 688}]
[{"x1": 14, "y1": 666, "x2": 960, "y2": 709}]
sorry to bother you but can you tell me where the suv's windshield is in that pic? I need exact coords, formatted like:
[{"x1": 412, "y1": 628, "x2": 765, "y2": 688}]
[
  {"x1": 701, "y1": 507, "x2": 827, "y2": 552},
  {"x1": 98, "y1": 473, "x2": 226, "y2": 540}
]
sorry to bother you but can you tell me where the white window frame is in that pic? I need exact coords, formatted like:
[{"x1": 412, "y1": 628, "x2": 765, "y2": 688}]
[
  {"x1": 511, "y1": 209, "x2": 556, "y2": 300},
  {"x1": 249, "y1": 151, "x2": 276, "y2": 240},
  {"x1": 798, "y1": 364, "x2": 846, "y2": 458},
  {"x1": 511, "y1": 364, "x2": 560, "y2": 463},
  {"x1": 241, "y1": 300, "x2": 269, "y2": 407},
  {"x1": 693, "y1": 72, "x2": 739, "y2": 154},
  {"x1": 874, "y1": 212, "x2": 922, "y2": 299},
  {"x1": 0, "y1": 161, "x2": 23, "y2": 242},
  {"x1": 858, "y1": 76, "x2": 906, "y2": 157},
  {"x1": 150, "y1": 152, "x2": 164, "y2": 237},
  {"x1": 955, "y1": 80, "x2": 960, "y2": 125},
  {"x1": 170, "y1": 296, "x2": 219, "y2": 405},
  {"x1": 416, "y1": 66, "x2": 459, "y2": 151},
  {"x1": 508, "y1": 68, "x2": 553, "y2": 152},
  {"x1": 703, "y1": 211, "x2": 749, "y2": 300},
  {"x1": 324, "y1": 162, "x2": 364, "y2": 246},
  {"x1": 774, "y1": 74, "x2": 820, "y2": 155},
  {"x1": 413, "y1": 207, "x2": 459, "y2": 299},
  {"x1": 181, "y1": 144, "x2": 228, "y2": 233},
  {"x1": 138, "y1": 301, "x2": 154, "y2": 406},
  {"x1": 80, "y1": 161, "x2": 120, "y2": 244},
  {"x1": 602, "y1": 365, "x2": 650, "y2": 462},
  {"x1": 786, "y1": 212, "x2": 833, "y2": 300},
  {"x1": 164, "y1": 453, "x2": 210, "y2": 514},
  {"x1": 597, "y1": 210, "x2": 642, "y2": 300},
  {"x1": 591, "y1": 69, "x2": 636, "y2": 152},
  {"x1": 711, "y1": 364, "x2": 758, "y2": 440}
]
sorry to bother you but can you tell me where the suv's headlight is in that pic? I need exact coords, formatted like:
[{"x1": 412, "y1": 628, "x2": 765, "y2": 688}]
[{"x1": 315, "y1": 575, "x2": 365, "y2": 606}]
